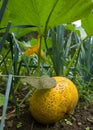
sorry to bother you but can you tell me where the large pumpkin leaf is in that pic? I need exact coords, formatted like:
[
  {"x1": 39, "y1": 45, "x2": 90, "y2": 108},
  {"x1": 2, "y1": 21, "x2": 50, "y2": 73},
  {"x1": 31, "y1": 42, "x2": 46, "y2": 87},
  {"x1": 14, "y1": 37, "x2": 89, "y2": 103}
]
[
  {"x1": 0, "y1": 0, "x2": 93, "y2": 35},
  {"x1": 81, "y1": 12, "x2": 93, "y2": 37}
]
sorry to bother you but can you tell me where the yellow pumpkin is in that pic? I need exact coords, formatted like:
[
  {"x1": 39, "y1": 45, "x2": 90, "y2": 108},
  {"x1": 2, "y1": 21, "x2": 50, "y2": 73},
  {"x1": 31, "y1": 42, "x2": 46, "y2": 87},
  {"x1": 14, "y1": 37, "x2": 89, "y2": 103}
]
[{"x1": 29, "y1": 77, "x2": 78, "y2": 124}]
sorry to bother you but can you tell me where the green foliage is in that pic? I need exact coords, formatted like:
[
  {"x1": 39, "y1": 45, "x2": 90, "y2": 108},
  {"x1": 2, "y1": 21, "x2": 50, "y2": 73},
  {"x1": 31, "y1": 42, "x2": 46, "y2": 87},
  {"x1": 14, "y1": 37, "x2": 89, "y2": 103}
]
[
  {"x1": 82, "y1": 12, "x2": 93, "y2": 36},
  {"x1": 48, "y1": 25, "x2": 66, "y2": 75},
  {"x1": 16, "y1": 122, "x2": 22, "y2": 128},
  {"x1": 78, "y1": 38, "x2": 93, "y2": 83},
  {"x1": 47, "y1": 25, "x2": 80, "y2": 76},
  {"x1": 85, "y1": 127, "x2": 90, "y2": 130},
  {"x1": 0, "y1": 93, "x2": 4, "y2": 107},
  {"x1": 0, "y1": 0, "x2": 93, "y2": 35},
  {"x1": 64, "y1": 119, "x2": 72, "y2": 126},
  {"x1": 0, "y1": 75, "x2": 12, "y2": 130},
  {"x1": 75, "y1": 75, "x2": 93, "y2": 103},
  {"x1": 0, "y1": 34, "x2": 30, "y2": 75},
  {"x1": 0, "y1": 1, "x2": 93, "y2": 130}
]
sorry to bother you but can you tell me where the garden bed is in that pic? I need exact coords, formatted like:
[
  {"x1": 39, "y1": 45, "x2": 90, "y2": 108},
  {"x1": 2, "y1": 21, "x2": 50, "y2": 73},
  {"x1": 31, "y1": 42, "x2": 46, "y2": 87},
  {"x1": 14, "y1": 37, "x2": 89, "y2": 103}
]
[{"x1": 0, "y1": 101, "x2": 93, "y2": 130}]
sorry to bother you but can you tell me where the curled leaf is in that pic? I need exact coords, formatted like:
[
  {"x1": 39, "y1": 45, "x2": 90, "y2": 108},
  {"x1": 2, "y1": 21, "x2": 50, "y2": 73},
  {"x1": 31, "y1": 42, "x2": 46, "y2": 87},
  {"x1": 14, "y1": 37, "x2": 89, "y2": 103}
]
[{"x1": 22, "y1": 76, "x2": 56, "y2": 89}]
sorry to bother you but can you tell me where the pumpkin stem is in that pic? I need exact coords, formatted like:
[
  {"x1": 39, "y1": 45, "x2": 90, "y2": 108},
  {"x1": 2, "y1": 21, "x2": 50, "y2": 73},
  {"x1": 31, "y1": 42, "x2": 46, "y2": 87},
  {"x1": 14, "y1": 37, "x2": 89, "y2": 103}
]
[{"x1": 37, "y1": 34, "x2": 42, "y2": 76}]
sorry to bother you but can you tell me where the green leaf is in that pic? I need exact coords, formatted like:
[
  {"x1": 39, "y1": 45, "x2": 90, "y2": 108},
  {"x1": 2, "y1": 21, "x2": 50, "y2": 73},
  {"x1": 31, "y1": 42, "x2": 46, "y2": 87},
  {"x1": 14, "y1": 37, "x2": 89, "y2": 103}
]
[
  {"x1": 82, "y1": 12, "x2": 93, "y2": 36},
  {"x1": 0, "y1": 0, "x2": 8, "y2": 22},
  {"x1": 0, "y1": 0, "x2": 93, "y2": 36},
  {"x1": 85, "y1": 127, "x2": 90, "y2": 130},
  {"x1": 65, "y1": 24, "x2": 80, "y2": 36},
  {"x1": 0, "y1": 75, "x2": 12, "y2": 130},
  {"x1": 0, "y1": 93, "x2": 4, "y2": 107},
  {"x1": 16, "y1": 122, "x2": 22, "y2": 128},
  {"x1": 64, "y1": 119, "x2": 72, "y2": 126},
  {"x1": 22, "y1": 76, "x2": 56, "y2": 89},
  {"x1": 0, "y1": 22, "x2": 11, "y2": 52},
  {"x1": 65, "y1": 23, "x2": 87, "y2": 40}
]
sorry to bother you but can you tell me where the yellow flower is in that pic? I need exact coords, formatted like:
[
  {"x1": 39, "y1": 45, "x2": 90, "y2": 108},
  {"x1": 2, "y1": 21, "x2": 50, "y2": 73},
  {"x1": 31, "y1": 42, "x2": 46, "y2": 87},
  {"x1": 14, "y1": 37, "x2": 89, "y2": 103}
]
[
  {"x1": 24, "y1": 35, "x2": 46, "y2": 61},
  {"x1": 25, "y1": 45, "x2": 39, "y2": 56}
]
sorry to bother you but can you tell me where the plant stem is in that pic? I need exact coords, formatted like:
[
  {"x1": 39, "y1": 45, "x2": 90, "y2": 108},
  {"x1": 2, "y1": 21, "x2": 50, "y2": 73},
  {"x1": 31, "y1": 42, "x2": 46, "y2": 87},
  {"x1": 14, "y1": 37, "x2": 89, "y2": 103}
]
[
  {"x1": 63, "y1": 41, "x2": 82, "y2": 76},
  {"x1": 37, "y1": 34, "x2": 42, "y2": 76}
]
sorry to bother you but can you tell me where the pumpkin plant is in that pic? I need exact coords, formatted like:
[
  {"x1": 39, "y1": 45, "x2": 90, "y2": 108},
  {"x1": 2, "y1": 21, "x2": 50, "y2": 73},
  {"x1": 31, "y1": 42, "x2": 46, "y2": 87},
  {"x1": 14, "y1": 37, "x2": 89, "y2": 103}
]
[
  {"x1": 0, "y1": 0, "x2": 93, "y2": 74},
  {"x1": 0, "y1": 0, "x2": 93, "y2": 128}
]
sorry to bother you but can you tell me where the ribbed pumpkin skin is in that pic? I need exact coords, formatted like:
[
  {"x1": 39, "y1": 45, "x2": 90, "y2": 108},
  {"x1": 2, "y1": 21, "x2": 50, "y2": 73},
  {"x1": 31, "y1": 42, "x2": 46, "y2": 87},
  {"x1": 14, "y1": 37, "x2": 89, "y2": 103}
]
[{"x1": 29, "y1": 77, "x2": 78, "y2": 124}]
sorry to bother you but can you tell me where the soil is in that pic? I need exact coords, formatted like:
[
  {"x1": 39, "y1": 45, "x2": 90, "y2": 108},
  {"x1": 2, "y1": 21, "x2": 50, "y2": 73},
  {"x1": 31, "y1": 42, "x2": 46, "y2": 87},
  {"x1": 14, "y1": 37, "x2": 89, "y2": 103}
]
[
  {"x1": 0, "y1": 85, "x2": 93, "y2": 130},
  {"x1": 0, "y1": 101, "x2": 92, "y2": 130}
]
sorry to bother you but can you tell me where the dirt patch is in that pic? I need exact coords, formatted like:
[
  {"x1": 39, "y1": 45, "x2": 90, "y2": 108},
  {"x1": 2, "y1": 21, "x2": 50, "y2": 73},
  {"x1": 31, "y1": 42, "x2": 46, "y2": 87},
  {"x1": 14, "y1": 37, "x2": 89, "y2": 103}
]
[
  {"x1": 0, "y1": 85, "x2": 93, "y2": 130},
  {"x1": 1, "y1": 102, "x2": 92, "y2": 130}
]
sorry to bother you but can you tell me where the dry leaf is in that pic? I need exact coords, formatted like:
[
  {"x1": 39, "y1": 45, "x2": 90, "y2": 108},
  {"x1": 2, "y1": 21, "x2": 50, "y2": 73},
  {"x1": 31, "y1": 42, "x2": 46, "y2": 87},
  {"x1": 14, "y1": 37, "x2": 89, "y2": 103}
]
[
  {"x1": 22, "y1": 76, "x2": 56, "y2": 89},
  {"x1": 40, "y1": 76, "x2": 56, "y2": 89}
]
